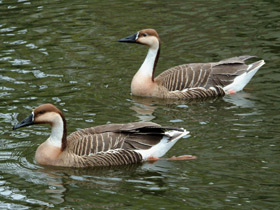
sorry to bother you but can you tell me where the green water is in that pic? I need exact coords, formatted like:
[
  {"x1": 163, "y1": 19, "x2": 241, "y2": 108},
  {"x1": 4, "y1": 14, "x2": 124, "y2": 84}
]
[{"x1": 1, "y1": 0, "x2": 279, "y2": 209}]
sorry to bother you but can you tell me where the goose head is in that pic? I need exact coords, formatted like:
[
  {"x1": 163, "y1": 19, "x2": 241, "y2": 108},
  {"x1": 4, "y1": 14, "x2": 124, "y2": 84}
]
[
  {"x1": 118, "y1": 29, "x2": 160, "y2": 50},
  {"x1": 13, "y1": 104, "x2": 65, "y2": 130},
  {"x1": 13, "y1": 104, "x2": 67, "y2": 151}
]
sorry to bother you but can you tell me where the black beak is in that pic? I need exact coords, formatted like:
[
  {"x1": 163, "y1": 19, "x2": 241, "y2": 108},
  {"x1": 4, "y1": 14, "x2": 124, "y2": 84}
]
[
  {"x1": 118, "y1": 33, "x2": 138, "y2": 43},
  {"x1": 13, "y1": 113, "x2": 34, "y2": 130}
]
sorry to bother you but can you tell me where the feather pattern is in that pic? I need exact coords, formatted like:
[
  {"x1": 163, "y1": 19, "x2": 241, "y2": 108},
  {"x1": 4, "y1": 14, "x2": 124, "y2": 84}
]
[
  {"x1": 154, "y1": 56, "x2": 264, "y2": 99},
  {"x1": 156, "y1": 56, "x2": 252, "y2": 90},
  {"x1": 61, "y1": 122, "x2": 187, "y2": 167}
]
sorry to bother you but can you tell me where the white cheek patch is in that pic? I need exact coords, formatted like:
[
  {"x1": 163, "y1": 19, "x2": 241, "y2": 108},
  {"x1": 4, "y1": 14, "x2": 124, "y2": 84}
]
[
  {"x1": 32, "y1": 111, "x2": 35, "y2": 121},
  {"x1": 135, "y1": 32, "x2": 139, "y2": 40}
]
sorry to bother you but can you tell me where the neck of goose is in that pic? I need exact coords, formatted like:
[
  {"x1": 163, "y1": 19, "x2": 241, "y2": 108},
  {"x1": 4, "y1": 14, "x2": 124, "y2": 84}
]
[
  {"x1": 138, "y1": 43, "x2": 160, "y2": 82},
  {"x1": 47, "y1": 113, "x2": 67, "y2": 151}
]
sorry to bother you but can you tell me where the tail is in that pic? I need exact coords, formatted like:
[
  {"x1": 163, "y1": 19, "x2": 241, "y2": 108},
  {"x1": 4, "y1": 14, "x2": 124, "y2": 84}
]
[
  {"x1": 135, "y1": 128, "x2": 189, "y2": 160},
  {"x1": 223, "y1": 60, "x2": 265, "y2": 93}
]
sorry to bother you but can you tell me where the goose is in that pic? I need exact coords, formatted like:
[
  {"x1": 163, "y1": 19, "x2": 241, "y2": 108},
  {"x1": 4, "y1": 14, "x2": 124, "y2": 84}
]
[
  {"x1": 118, "y1": 29, "x2": 265, "y2": 99},
  {"x1": 13, "y1": 104, "x2": 195, "y2": 167}
]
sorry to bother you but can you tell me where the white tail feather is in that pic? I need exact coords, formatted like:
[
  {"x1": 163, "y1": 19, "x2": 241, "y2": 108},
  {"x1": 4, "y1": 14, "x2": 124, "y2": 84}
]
[
  {"x1": 223, "y1": 60, "x2": 265, "y2": 93},
  {"x1": 135, "y1": 129, "x2": 189, "y2": 160}
]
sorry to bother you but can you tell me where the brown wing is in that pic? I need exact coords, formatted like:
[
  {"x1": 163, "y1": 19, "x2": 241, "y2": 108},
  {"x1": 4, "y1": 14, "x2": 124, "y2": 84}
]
[
  {"x1": 65, "y1": 122, "x2": 181, "y2": 156},
  {"x1": 155, "y1": 55, "x2": 254, "y2": 91},
  {"x1": 71, "y1": 149, "x2": 144, "y2": 167}
]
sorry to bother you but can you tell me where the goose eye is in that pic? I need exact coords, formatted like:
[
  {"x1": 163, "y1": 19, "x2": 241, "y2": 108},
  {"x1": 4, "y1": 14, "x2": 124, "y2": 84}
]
[
  {"x1": 38, "y1": 110, "x2": 46, "y2": 115},
  {"x1": 143, "y1": 33, "x2": 148, "y2": 37}
]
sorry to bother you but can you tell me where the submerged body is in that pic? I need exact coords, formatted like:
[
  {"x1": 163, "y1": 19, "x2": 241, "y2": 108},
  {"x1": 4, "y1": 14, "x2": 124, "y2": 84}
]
[
  {"x1": 119, "y1": 29, "x2": 265, "y2": 99},
  {"x1": 13, "y1": 104, "x2": 193, "y2": 168}
]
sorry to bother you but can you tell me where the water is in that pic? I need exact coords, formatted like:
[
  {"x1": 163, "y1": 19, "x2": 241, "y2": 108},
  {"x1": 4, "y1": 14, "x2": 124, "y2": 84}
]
[{"x1": 1, "y1": 0, "x2": 279, "y2": 209}]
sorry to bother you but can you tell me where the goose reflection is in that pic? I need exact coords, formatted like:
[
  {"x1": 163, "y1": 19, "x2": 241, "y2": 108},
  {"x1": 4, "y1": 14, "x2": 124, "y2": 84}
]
[
  {"x1": 38, "y1": 163, "x2": 142, "y2": 203},
  {"x1": 130, "y1": 96, "x2": 158, "y2": 121},
  {"x1": 43, "y1": 171, "x2": 66, "y2": 205},
  {"x1": 38, "y1": 159, "x2": 183, "y2": 206},
  {"x1": 130, "y1": 95, "x2": 221, "y2": 122},
  {"x1": 131, "y1": 92, "x2": 256, "y2": 120},
  {"x1": 222, "y1": 92, "x2": 255, "y2": 108}
]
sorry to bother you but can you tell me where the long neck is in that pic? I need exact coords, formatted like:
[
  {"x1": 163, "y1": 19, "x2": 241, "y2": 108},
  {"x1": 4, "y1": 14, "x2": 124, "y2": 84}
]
[
  {"x1": 47, "y1": 114, "x2": 67, "y2": 151},
  {"x1": 138, "y1": 43, "x2": 160, "y2": 81}
]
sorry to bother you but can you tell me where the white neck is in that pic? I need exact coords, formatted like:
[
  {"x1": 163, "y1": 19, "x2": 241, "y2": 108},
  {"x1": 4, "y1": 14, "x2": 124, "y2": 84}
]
[
  {"x1": 137, "y1": 44, "x2": 159, "y2": 78},
  {"x1": 46, "y1": 113, "x2": 64, "y2": 148}
]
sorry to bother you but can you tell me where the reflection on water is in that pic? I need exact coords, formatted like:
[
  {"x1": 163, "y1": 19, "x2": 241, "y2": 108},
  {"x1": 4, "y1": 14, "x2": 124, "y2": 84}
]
[
  {"x1": 1, "y1": 0, "x2": 280, "y2": 209},
  {"x1": 131, "y1": 92, "x2": 257, "y2": 123},
  {"x1": 223, "y1": 92, "x2": 256, "y2": 108},
  {"x1": 130, "y1": 97, "x2": 157, "y2": 122},
  {"x1": 37, "y1": 160, "x2": 182, "y2": 207}
]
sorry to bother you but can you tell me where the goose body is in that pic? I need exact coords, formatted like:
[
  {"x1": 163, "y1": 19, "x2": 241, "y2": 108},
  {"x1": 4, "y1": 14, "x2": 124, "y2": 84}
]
[
  {"x1": 118, "y1": 29, "x2": 265, "y2": 99},
  {"x1": 13, "y1": 104, "x2": 192, "y2": 167}
]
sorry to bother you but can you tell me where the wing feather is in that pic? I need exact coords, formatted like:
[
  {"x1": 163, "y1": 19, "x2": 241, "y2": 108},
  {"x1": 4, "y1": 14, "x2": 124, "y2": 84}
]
[
  {"x1": 155, "y1": 56, "x2": 256, "y2": 92},
  {"x1": 65, "y1": 122, "x2": 178, "y2": 157}
]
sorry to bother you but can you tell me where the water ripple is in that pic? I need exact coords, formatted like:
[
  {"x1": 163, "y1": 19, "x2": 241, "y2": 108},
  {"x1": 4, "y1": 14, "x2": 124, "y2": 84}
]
[
  {"x1": 0, "y1": 0, "x2": 279, "y2": 209},
  {"x1": 10, "y1": 69, "x2": 63, "y2": 78}
]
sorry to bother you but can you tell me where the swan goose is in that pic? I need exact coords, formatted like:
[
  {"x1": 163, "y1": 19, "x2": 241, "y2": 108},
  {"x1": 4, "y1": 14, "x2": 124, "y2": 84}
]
[
  {"x1": 13, "y1": 104, "x2": 194, "y2": 167},
  {"x1": 118, "y1": 29, "x2": 265, "y2": 99}
]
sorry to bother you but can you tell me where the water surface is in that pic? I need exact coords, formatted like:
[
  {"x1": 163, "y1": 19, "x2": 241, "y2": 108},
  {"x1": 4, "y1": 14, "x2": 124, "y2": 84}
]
[{"x1": 1, "y1": 0, "x2": 279, "y2": 209}]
